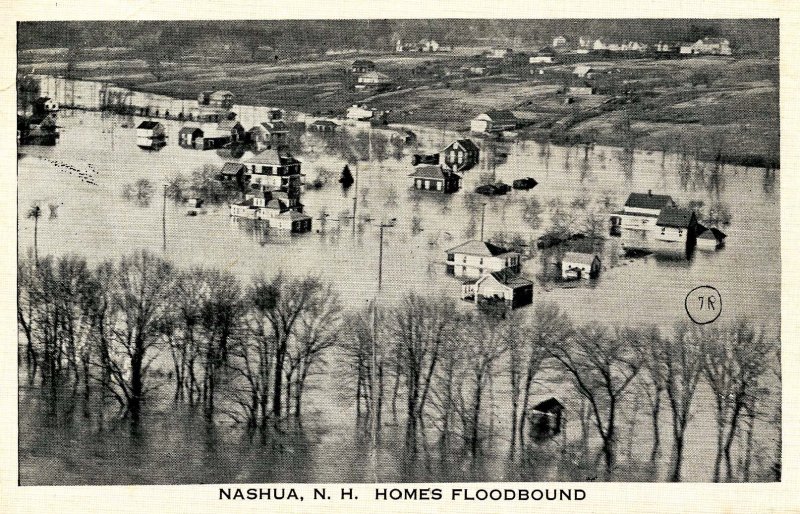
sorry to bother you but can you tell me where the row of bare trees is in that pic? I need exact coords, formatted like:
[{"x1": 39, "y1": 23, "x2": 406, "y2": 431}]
[
  {"x1": 18, "y1": 250, "x2": 342, "y2": 429},
  {"x1": 18, "y1": 250, "x2": 779, "y2": 481},
  {"x1": 337, "y1": 297, "x2": 779, "y2": 482}
]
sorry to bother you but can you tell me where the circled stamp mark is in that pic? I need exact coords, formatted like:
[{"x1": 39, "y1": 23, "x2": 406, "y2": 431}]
[{"x1": 685, "y1": 285, "x2": 722, "y2": 325}]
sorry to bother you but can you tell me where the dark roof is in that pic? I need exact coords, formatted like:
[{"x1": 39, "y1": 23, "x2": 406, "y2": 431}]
[
  {"x1": 484, "y1": 110, "x2": 517, "y2": 123},
  {"x1": 409, "y1": 165, "x2": 448, "y2": 180},
  {"x1": 243, "y1": 149, "x2": 300, "y2": 166},
  {"x1": 218, "y1": 119, "x2": 243, "y2": 131},
  {"x1": 489, "y1": 270, "x2": 533, "y2": 289},
  {"x1": 352, "y1": 59, "x2": 375, "y2": 67},
  {"x1": 220, "y1": 162, "x2": 245, "y2": 175},
  {"x1": 531, "y1": 397, "x2": 564, "y2": 413},
  {"x1": 447, "y1": 138, "x2": 480, "y2": 153},
  {"x1": 137, "y1": 121, "x2": 162, "y2": 130},
  {"x1": 446, "y1": 240, "x2": 512, "y2": 257},
  {"x1": 697, "y1": 226, "x2": 727, "y2": 241},
  {"x1": 262, "y1": 120, "x2": 288, "y2": 132},
  {"x1": 312, "y1": 120, "x2": 338, "y2": 127},
  {"x1": 179, "y1": 126, "x2": 203, "y2": 135},
  {"x1": 624, "y1": 192, "x2": 674, "y2": 210},
  {"x1": 656, "y1": 207, "x2": 695, "y2": 228}
]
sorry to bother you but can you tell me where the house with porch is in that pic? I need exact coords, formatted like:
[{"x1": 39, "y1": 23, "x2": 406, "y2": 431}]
[
  {"x1": 442, "y1": 139, "x2": 480, "y2": 172},
  {"x1": 409, "y1": 165, "x2": 461, "y2": 193},
  {"x1": 461, "y1": 269, "x2": 533, "y2": 310},
  {"x1": 445, "y1": 240, "x2": 521, "y2": 279}
]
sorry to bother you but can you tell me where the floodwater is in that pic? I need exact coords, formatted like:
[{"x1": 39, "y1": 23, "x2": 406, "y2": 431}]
[{"x1": 18, "y1": 109, "x2": 780, "y2": 484}]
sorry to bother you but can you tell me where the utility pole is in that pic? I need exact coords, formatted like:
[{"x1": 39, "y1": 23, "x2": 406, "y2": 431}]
[
  {"x1": 480, "y1": 203, "x2": 487, "y2": 241},
  {"x1": 162, "y1": 185, "x2": 167, "y2": 253},
  {"x1": 352, "y1": 164, "x2": 360, "y2": 238}
]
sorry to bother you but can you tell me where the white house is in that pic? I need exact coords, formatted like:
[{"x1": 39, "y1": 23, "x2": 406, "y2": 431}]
[
  {"x1": 552, "y1": 36, "x2": 568, "y2": 47},
  {"x1": 346, "y1": 104, "x2": 375, "y2": 121},
  {"x1": 486, "y1": 48, "x2": 513, "y2": 59},
  {"x1": 241, "y1": 149, "x2": 303, "y2": 193},
  {"x1": 572, "y1": 65, "x2": 595, "y2": 78},
  {"x1": 561, "y1": 252, "x2": 601, "y2": 280},
  {"x1": 613, "y1": 191, "x2": 675, "y2": 249},
  {"x1": 461, "y1": 270, "x2": 533, "y2": 310},
  {"x1": 653, "y1": 206, "x2": 698, "y2": 246},
  {"x1": 135, "y1": 120, "x2": 165, "y2": 148},
  {"x1": 470, "y1": 110, "x2": 517, "y2": 134},
  {"x1": 690, "y1": 37, "x2": 732, "y2": 55},
  {"x1": 445, "y1": 240, "x2": 521, "y2": 279},
  {"x1": 529, "y1": 55, "x2": 555, "y2": 64},
  {"x1": 357, "y1": 71, "x2": 392, "y2": 87}
]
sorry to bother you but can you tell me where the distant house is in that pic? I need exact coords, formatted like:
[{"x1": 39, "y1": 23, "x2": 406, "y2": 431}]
[
  {"x1": 271, "y1": 210, "x2": 313, "y2": 233},
  {"x1": 470, "y1": 110, "x2": 517, "y2": 134},
  {"x1": 561, "y1": 252, "x2": 601, "y2": 280},
  {"x1": 20, "y1": 113, "x2": 59, "y2": 145},
  {"x1": 485, "y1": 48, "x2": 513, "y2": 59},
  {"x1": 442, "y1": 139, "x2": 480, "y2": 172},
  {"x1": 461, "y1": 269, "x2": 533, "y2": 310},
  {"x1": 217, "y1": 119, "x2": 245, "y2": 143},
  {"x1": 409, "y1": 165, "x2": 460, "y2": 193},
  {"x1": 567, "y1": 85, "x2": 596, "y2": 96},
  {"x1": 573, "y1": 65, "x2": 595, "y2": 78},
  {"x1": 199, "y1": 124, "x2": 232, "y2": 150},
  {"x1": 230, "y1": 189, "x2": 309, "y2": 233},
  {"x1": 445, "y1": 240, "x2": 521, "y2": 279},
  {"x1": 135, "y1": 120, "x2": 165, "y2": 148},
  {"x1": 346, "y1": 104, "x2": 375, "y2": 121},
  {"x1": 356, "y1": 71, "x2": 392, "y2": 88},
  {"x1": 241, "y1": 149, "x2": 303, "y2": 195},
  {"x1": 308, "y1": 120, "x2": 338, "y2": 133},
  {"x1": 218, "y1": 162, "x2": 247, "y2": 186},
  {"x1": 248, "y1": 120, "x2": 288, "y2": 150},
  {"x1": 529, "y1": 54, "x2": 555, "y2": 64},
  {"x1": 679, "y1": 42, "x2": 695, "y2": 54},
  {"x1": 32, "y1": 96, "x2": 59, "y2": 116},
  {"x1": 655, "y1": 41, "x2": 679, "y2": 53},
  {"x1": 552, "y1": 36, "x2": 568, "y2": 47},
  {"x1": 696, "y1": 225, "x2": 727, "y2": 250},
  {"x1": 351, "y1": 60, "x2": 375, "y2": 73},
  {"x1": 468, "y1": 65, "x2": 491, "y2": 76},
  {"x1": 178, "y1": 126, "x2": 203, "y2": 148},
  {"x1": 198, "y1": 90, "x2": 235, "y2": 110},
  {"x1": 690, "y1": 37, "x2": 732, "y2": 55}
]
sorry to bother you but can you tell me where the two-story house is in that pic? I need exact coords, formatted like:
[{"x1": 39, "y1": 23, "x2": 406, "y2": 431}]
[
  {"x1": 445, "y1": 240, "x2": 521, "y2": 279},
  {"x1": 442, "y1": 139, "x2": 480, "y2": 173},
  {"x1": 135, "y1": 120, "x2": 165, "y2": 149},
  {"x1": 613, "y1": 191, "x2": 675, "y2": 249},
  {"x1": 241, "y1": 150, "x2": 303, "y2": 196}
]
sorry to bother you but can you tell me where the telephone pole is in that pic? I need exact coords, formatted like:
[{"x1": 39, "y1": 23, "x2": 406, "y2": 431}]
[
  {"x1": 162, "y1": 185, "x2": 167, "y2": 253},
  {"x1": 480, "y1": 203, "x2": 487, "y2": 241}
]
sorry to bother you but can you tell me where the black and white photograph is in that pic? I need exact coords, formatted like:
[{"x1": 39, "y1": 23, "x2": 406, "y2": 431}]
[{"x1": 14, "y1": 14, "x2": 783, "y2": 490}]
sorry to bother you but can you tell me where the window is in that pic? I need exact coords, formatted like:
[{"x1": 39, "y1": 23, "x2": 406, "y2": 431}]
[
  {"x1": 661, "y1": 227, "x2": 666, "y2": 235},
  {"x1": 262, "y1": 166, "x2": 268, "y2": 174},
  {"x1": 447, "y1": 253, "x2": 454, "y2": 261},
  {"x1": 462, "y1": 256, "x2": 467, "y2": 263},
  {"x1": 678, "y1": 229, "x2": 683, "y2": 236},
  {"x1": 479, "y1": 258, "x2": 483, "y2": 265}
]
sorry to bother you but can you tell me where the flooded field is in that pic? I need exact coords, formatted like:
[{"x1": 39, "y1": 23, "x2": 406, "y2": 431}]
[{"x1": 18, "y1": 110, "x2": 780, "y2": 484}]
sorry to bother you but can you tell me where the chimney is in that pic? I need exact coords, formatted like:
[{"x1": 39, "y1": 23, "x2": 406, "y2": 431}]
[{"x1": 648, "y1": 189, "x2": 652, "y2": 197}]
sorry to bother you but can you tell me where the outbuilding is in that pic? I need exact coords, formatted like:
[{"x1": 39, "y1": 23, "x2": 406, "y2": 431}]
[{"x1": 561, "y1": 251, "x2": 601, "y2": 280}]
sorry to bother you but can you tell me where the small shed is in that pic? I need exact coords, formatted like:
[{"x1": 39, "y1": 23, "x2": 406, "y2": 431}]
[
  {"x1": 409, "y1": 165, "x2": 461, "y2": 193},
  {"x1": 528, "y1": 396, "x2": 565, "y2": 441}
]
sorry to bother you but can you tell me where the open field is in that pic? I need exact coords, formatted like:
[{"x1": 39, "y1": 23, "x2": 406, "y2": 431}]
[{"x1": 19, "y1": 49, "x2": 779, "y2": 167}]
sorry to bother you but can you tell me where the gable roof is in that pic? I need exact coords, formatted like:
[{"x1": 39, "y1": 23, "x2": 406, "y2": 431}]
[
  {"x1": 531, "y1": 397, "x2": 564, "y2": 413},
  {"x1": 409, "y1": 165, "x2": 449, "y2": 180},
  {"x1": 563, "y1": 251, "x2": 599, "y2": 266},
  {"x1": 217, "y1": 119, "x2": 243, "y2": 131},
  {"x1": 656, "y1": 206, "x2": 695, "y2": 228},
  {"x1": 137, "y1": 120, "x2": 162, "y2": 130},
  {"x1": 446, "y1": 240, "x2": 513, "y2": 257},
  {"x1": 179, "y1": 126, "x2": 203, "y2": 136},
  {"x1": 311, "y1": 120, "x2": 338, "y2": 127},
  {"x1": 483, "y1": 110, "x2": 516, "y2": 123},
  {"x1": 220, "y1": 162, "x2": 246, "y2": 176},
  {"x1": 624, "y1": 192, "x2": 674, "y2": 210},
  {"x1": 352, "y1": 59, "x2": 375, "y2": 67},
  {"x1": 261, "y1": 120, "x2": 288, "y2": 132},
  {"x1": 697, "y1": 226, "x2": 727, "y2": 241},
  {"x1": 447, "y1": 138, "x2": 480, "y2": 153},
  {"x1": 242, "y1": 149, "x2": 300, "y2": 166},
  {"x1": 277, "y1": 210, "x2": 312, "y2": 221}
]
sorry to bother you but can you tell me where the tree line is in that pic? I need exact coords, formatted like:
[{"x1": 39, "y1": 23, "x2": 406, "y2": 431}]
[{"x1": 18, "y1": 249, "x2": 779, "y2": 481}]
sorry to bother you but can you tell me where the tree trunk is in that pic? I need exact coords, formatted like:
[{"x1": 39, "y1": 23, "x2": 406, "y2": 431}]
[
  {"x1": 670, "y1": 433, "x2": 684, "y2": 482},
  {"x1": 272, "y1": 340, "x2": 287, "y2": 417},
  {"x1": 651, "y1": 393, "x2": 661, "y2": 461}
]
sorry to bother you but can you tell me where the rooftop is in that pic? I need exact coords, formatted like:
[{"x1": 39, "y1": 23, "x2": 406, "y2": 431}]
[
  {"x1": 137, "y1": 121, "x2": 162, "y2": 130},
  {"x1": 446, "y1": 240, "x2": 514, "y2": 257},
  {"x1": 624, "y1": 192, "x2": 675, "y2": 211},
  {"x1": 408, "y1": 165, "x2": 449, "y2": 180},
  {"x1": 656, "y1": 206, "x2": 695, "y2": 228},
  {"x1": 489, "y1": 270, "x2": 533, "y2": 289},
  {"x1": 563, "y1": 251, "x2": 599, "y2": 266}
]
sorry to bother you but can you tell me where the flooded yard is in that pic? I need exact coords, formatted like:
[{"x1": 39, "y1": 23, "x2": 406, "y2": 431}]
[{"x1": 17, "y1": 109, "x2": 780, "y2": 484}]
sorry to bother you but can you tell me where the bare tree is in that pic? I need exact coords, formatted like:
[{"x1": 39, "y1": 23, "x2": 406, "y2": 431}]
[
  {"x1": 634, "y1": 325, "x2": 667, "y2": 462},
  {"x1": 549, "y1": 323, "x2": 641, "y2": 475}
]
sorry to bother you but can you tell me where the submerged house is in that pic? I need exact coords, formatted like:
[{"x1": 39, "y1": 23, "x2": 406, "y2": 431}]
[
  {"x1": 612, "y1": 191, "x2": 699, "y2": 252},
  {"x1": 445, "y1": 240, "x2": 521, "y2": 279},
  {"x1": 135, "y1": 120, "x2": 166, "y2": 149},
  {"x1": 229, "y1": 189, "x2": 311, "y2": 233},
  {"x1": 461, "y1": 269, "x2": 534, "y2": 310},
  {"x1": 178, "y1": 126, "x2": 204, "y2": 148},
  {"x1": 241, "y1": 149, "x2": 303, "y2": 195},
  {"x1": 442, "y1": 139, "x2": 480, "y2": 172},
  {"x1": 217, "y1": 119, "x2": 245, "y2": 143},
  {"x1": 561, "y1": 252, "x2": 601, "y2": 280},
  {"x1": 696, "y1": 225, "x2": 727, "y2": 250},
  {"x1": 409, "y1": 165, "x2": 460, "y2": 193},
  {"x1": 351, "y1": 60, "x2": 376, "y2": 73},
  {"x1": 528, "y1": 397, "x2": 565, "y2": 441},
  {"x1": 218, "y1": 162, "x2": 247, "y2": 187},
  {"x1": 308, "y1": 120, "x2": 338, "y2": 133}
]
